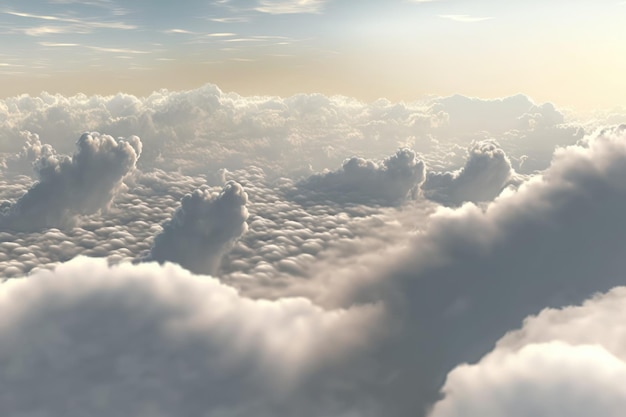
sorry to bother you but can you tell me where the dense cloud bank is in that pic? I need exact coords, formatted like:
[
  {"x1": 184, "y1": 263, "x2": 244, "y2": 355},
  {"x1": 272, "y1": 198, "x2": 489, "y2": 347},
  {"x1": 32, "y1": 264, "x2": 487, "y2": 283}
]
[
  {"x1": 147, "y1": 181, "x2": 249, "y2": 275},
  {"x1": 1, "y1": 84, "x2": 626, "y2": 416},
  {"x1": 354, "y1": 125, "x2": 626, "y2": 415},
  {"x1": 0, "y1": 258, "x2": 382, "y2": 417},
  {"x1": 429, "y1": 286, "x2": 626, "y2": 417},
  {"x1": 0, "y1": 132, "x2": 141, "y2": 232},
  {"x1": 0, "y1": 85, "x2": 582, "y2": 175}
]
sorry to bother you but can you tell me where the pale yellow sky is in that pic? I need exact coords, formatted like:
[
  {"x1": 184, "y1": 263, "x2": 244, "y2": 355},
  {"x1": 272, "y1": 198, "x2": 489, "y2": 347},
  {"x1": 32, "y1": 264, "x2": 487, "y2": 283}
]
[{"x1": 0, "y1": 0, "x2": 624, "y2": 111}]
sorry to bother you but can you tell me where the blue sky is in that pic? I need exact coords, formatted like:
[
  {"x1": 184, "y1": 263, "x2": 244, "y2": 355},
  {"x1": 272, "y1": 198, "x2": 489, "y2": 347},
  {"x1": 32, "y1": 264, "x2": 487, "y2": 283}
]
[{"x1": 0, "y1": 0, "x2": 624, "y2": 109}]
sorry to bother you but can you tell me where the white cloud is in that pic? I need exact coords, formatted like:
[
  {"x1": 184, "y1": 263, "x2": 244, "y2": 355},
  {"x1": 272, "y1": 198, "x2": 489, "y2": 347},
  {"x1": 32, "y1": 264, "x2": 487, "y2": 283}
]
[
  {"x1": 438, "y1": 14, "x2": 493, "y2": 22},
  {"x1": 297, "y1": 148, "x2": 426, "y2": 205},
  {"x1": 429, "y1": 342, "x2": 626, "y2": 417},
  {"x1": 0, "y1": 257, "x2": 382, "y2": 417},
  {"x1": 255, "y1": 0, "x2": 329, "y2": 14},
  {"x1": 0, "y1": 84, "x2": 624, "y2": 416},
  {"x1": 331, "y1": 125, "x2": 626, "y2": 415},
  {"x1": 0, "y1": 132, "x2": 141, "y2": 232},
  {"x1": 147, "y1": 181, "x2": 249, "y2": 275},
  {"x1": 429, "y1": 285, "x2": 626, "y2": 417},
  {"x1": 423, "y1": 140, "x2": 515, "y2": 205}
]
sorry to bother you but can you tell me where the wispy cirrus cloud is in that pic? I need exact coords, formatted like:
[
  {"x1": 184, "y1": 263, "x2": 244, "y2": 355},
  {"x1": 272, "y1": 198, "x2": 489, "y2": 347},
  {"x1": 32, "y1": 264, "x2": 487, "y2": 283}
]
[
  {"x1": 215, "y1": 0, "x2": 329, "y2": 15},
  {"x1": 255, "y1": 0, "x2": 329, "y2": 14},
  {"x1": 439, "y1": 14, "x2": 494, "y2": 22},
  {"x1": 3, "y1": 9, "x2": 136, "y2": 30},
  {"x1": 38, "y1": 41, "x2": 150, "y2": 54}
]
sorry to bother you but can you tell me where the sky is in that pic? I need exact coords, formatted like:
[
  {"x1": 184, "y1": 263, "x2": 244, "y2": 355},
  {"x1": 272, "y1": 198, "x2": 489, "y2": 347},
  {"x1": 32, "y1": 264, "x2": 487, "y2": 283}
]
[
  {"x1": 2, "y1": 2, "x2": 626, "y2": 417},
  {"x1": 1, "y1": 0, "x2": 625, "y2": 110}
]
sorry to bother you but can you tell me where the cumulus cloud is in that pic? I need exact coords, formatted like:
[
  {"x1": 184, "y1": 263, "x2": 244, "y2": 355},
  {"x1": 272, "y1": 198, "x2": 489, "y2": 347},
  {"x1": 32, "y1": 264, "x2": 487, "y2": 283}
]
[
  {"x1": 297, "y1": 148, "x2": 426, "y2": 205},
  {"x1": 0, "y1": 257, "x2": 382, "y2": 417},
  {"x1": 1, "y1": 84, "x2": 625, "y2": 417},
  {"x1": 422, "y1": 140, "x2": 514, "y2": 205},
  {"x1": 429, "y1": 342, "x2": 626, "y2": 417},
  {"x1": 0, "y1": 85, "x2": 582, "y2": 176},
  {"x1": 147, "y1": 181, "x2": 249, "y2": 275},
  {"x1": 0, "y1": 132, "x2": 141, "y2": 232},
  {"x1": 332, "y1": 125, "x2": 626, "y2": 416},
  {"x1": 429, "y1": 286, "x2": 626, "y2": 417},
  {"x1": 1, "y1": 130, "x2": 55, "y2": 175}
]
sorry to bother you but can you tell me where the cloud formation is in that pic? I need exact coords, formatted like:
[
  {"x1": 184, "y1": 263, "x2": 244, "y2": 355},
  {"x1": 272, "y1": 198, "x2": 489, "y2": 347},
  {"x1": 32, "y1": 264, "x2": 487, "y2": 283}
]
[
  {"x1": 0, "y1": 85, "x2": 624, "y2": 417},
  {"x1": 297, "y1": 148, "x2": 426, "y2": 205},
  {"x1": 429, "y1": 286, "x2": 626, "y2": 417},
  {"x1": 147, "y1": 181, "x2": 249, "y2": 275},
  {"x1": 0, "y1": 132, "x2": 141, "y2": 232},
  {"x1": 422, "y1": 140, "x2": 514, "y2": 205},
  {"x1": 334, "y1": 125, "x2": 626, "y2": 416},
  {"x1": 0, "y1": 257, "x2": 381, "y2": 417},
  {"x1": 0, "y1": 86, "x2": 581, "y2": 177}
]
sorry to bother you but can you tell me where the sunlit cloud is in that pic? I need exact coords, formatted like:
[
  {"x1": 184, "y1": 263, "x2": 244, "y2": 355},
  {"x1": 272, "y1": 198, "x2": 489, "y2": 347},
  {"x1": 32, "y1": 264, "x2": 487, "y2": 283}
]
[
  {"x1": 38, "y1": 42, "x2": 80, "y2": 47},
  {"x1": 164, "y1": 29, "x2": 195, "y2": 35},
  {"x1": 3, "y1": 9, "x2": 136, "y2": 30},
  {"x1": 87, "y1": 45, "x2": 151, "y2": 54},
  {"x1": 439, "y1": 14, "x2": 494, "y2": 22},
  {"x1": 255, "y1": 0, "x2": 329, "y2": 14},
  {"x1": 207, "y1": 32, "x2": 238, "y2": 37},
  {"x1": 210, "y1": 16, "x2": 251, "y2": 23}
]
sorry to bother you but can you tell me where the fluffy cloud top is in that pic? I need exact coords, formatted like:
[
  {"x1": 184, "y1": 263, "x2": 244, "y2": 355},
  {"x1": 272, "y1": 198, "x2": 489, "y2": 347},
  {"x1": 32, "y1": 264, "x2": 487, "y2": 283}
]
[
  {"x1": 0, "y1": 86, "x2": 581, "y2": 176},
  {"x1": 297, "y1": 148, "x2": 426, "y2": 204},
  {"x1": 0, "y1": 84, "x2": 624, "y2": 417},
  {"x1": 422, "y1": 140, "x2": 514, "y2": 205},
  {"x1": 332, "y1": 125, "x2": 626, "y2": 416},
  {"x1": 429, "y1": 286, "x2": 626, "y2": 417},
  {"x1": 0, "y1": 257, "x2": 381, "y2": 417},
  {"x1": 0, "y1": 132, "x2": 141, "y2": 232},
  {"x1": 429, "y1": 342, "x2": 626, "y2": 417},
  {"x1": 147, "y1": 181, "x2": 249, "y2": 274}
]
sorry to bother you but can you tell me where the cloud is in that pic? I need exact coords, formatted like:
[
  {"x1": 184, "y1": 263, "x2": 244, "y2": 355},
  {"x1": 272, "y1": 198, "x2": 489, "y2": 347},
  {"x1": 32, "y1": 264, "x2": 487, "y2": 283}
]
[
  {"x1": 0, "y1": 85, "x2": 622, "y2": 416},
  {"x1": 429, "y1": 285, "x2": 626, "y2": 417},
  {"x1": 333, "y1": 125, "x2": 626, "y2": 415},
  {"x1": 438, "y1": 14, "x2": 493, "y2": 22},
  {"x1": 0, "y1": 85, "x2": 581, "y2": 178},
  {"x1": 429, "y1": 343, "x2": 626, "y2": 417},
  {"x1": 146, "y1": 181, "x2": 249, "y2": 275},
  {"x1": 0, "y1": 132, "x2": 141, "y2": 232},
  {"x1": 296, "y1": 148, "x2": 426, "y2": 205},
  {"x1": 255, "y1": 0, "x2": 328, "y2": 14},
  {"x1": 1, "y1": 130, "x2": 55, "y2": 175},
  {"x1": 3, "y1": 9, "x2": 136, "y2": 30},
  {"x1": 422, "y1": 140, "x2": 515, "y2": 205},
  {"x1": 0, "y1": 257, "x2": 382, "y2": 417}
]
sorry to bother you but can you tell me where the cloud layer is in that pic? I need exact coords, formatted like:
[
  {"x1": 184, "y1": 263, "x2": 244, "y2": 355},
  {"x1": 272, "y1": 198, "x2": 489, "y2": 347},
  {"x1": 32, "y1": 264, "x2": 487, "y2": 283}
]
[
  {"x1": 297, "y1": 148, "x2": 426, "y2": 205},
  {"x1": 0, "y1": 85, "x2": 625, "y2": 417},
  {"x1": 0, "y1": 257, "x2": 381, "y2": 417}
]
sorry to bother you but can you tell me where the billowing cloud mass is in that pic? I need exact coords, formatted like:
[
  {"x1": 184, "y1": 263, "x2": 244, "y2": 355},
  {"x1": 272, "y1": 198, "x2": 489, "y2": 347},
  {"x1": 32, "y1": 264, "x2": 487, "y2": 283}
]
[
  {"x1": 429, "y1": 286, "x2": 626, "y2": 417},
  {"x1": 297, "y1": 148, "x2": 426, "y2": 204},
  {"x1": 1, "y1": 84, "x2": 626, "y2": 417},
  {"x1": 0, "y1": 85, "x2": 581, "y2": 176},
  {"x1": 147, "y1": 181, "x2": 249, "y2": 275},
  {"x1": 422, "y1": 140, "x2": 514, "y2": 205},
  {"x1": 345, "y1": 125, "x2": 626, "y2": 416},
  {"x1": 0, "y1": 132, "x2": 141, "y2": 232},
  {"x1": 0, "y1": 257, "x2": 382, "y2": 417}
]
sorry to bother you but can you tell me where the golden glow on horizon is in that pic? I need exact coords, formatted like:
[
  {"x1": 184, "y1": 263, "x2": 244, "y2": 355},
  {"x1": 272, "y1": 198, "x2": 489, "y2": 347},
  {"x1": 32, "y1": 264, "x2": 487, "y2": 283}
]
[{"x1": 1, "y1": 43, "x2": 625, "y2": 112}]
